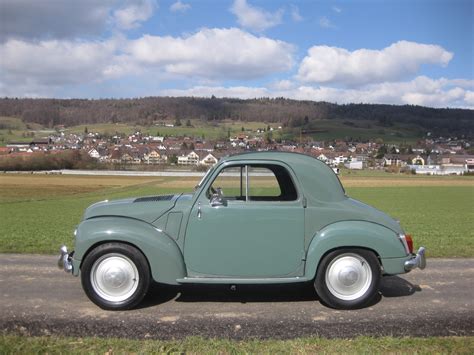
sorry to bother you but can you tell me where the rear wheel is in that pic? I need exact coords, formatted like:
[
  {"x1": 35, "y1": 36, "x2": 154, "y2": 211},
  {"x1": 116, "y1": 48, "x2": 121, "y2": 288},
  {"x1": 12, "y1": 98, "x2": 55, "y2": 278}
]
[
  {"x1": 315, "y1": 249, "x2": 381, "y2": 309},
  {"x1": 81, "y1": 243, "x2": 150, "y2": 310}
]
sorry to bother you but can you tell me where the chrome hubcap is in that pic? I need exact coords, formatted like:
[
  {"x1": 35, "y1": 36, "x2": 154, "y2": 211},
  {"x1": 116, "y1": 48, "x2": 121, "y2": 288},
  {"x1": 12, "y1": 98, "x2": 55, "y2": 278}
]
[
  {"x1": 91, "y1": 253, "x2": 139, "y2": 303},
  {"x1": 325, "y1": 253, "x2": 372, "y2": 301}
]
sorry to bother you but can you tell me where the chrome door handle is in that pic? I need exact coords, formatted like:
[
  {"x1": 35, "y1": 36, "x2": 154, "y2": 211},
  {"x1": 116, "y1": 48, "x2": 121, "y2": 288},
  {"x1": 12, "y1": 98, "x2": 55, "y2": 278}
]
[{"x1": 197, "y1": 202, "x2": 202, "y2": 219}]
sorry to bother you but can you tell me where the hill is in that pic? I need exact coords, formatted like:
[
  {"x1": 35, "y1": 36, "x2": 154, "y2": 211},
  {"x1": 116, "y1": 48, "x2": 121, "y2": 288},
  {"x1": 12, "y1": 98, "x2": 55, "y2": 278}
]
[{"x1": 0, "y1": 97, "x2": 472, "y2": 139}]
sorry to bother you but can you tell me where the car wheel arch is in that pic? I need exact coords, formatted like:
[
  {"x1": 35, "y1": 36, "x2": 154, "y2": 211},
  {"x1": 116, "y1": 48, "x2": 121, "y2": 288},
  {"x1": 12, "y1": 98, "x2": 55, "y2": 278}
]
[{"x1": 304, "y1": 220, "x2": 398, "y2": 280}]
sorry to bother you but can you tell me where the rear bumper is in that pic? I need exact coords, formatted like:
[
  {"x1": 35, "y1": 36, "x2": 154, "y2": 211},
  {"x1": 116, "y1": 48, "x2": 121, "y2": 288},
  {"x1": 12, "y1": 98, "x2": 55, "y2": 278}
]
[{"x1": 404, "y1": 247, "x2": 426, "y2": 271}]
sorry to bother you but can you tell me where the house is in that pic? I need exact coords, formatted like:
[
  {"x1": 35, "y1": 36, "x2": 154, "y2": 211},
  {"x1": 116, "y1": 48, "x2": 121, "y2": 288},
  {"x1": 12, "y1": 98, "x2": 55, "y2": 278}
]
[
  {"x1": 143, "y1": 150, "x2": 165, "y2": 164},
  {"x1": 200, "y1": 153, "x2": 218, "y2": 166},
  {"x1": 466, "y1": 159, "x2": 474, "y2": 172},
  {"x1": 178, "y1": 151, "x2": 200, "y2": 165},
  {"x1": 411, "y1": 155, "x2": 425, "y2": 166},
  {"x1": 344, "y1": 159, "x2": 363, "y2": 170},
  {"x1": 88, "y1": 148, "x2": 100, "y2": 159},
  {"x1": 383, "y1": 154, "x2": 407, "y2": 167}
]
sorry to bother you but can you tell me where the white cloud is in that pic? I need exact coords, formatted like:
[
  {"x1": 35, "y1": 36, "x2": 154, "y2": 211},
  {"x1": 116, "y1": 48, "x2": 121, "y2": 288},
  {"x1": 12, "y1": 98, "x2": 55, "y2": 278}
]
[
  {"x1": 0, "y1": 28, "x2": 294, "y2": 96},
  {"x1": 290, "y1": 5, "x2": 303, "y2": 22},
  {"x1": 297, "y1": 41, "x2": 454, "y2": 86},
  {"x1": 332, "y1": 6, "x2": 342, "y2": 13},
  {"x1": 318, "y1": 17, "x2": 334, "y2": 29},
  {"x1": 0, "y1": 39, "x2": 118, "y2": 87},
  {"x1": 170, "y1": 1, "x2": 191, "y2": 13},
  {"x1": 231, "y1": 0, "x2": 284, "y2": 32},
  {"x1": 125, "y1": 28, "x2": 294, "y2": 79},
  {"x1": 113, "y1": 0, "x2": 156, "y2": 29}
]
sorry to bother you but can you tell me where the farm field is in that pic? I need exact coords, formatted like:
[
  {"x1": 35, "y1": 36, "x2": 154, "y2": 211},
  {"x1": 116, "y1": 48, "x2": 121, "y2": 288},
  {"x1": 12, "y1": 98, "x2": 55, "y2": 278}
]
[{"x1": 0, "y1": 173, "x2": 473, "y2": 256}]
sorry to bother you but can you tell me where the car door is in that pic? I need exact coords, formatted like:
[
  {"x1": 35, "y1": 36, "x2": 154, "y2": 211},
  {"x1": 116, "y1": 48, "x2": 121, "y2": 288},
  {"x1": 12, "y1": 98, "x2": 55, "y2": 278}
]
[{"x1": 184, "y1": 163, "x2": 305, "y2": 278}]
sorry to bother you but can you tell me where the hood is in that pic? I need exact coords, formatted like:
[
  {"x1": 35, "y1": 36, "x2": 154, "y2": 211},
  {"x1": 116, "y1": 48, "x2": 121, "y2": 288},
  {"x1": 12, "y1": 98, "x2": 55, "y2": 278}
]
[
  {"x1": 345, "y1": 198, "x2": 403, "y2": 234},
  {"x1": 83, "y1": 194, "x2": 181, "y2": 223}
]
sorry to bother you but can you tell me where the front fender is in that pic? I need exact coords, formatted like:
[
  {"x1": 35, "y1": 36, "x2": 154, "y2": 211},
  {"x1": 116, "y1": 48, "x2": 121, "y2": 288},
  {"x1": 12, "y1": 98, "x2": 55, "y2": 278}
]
[
  {"x1": 73, "y1": 217, "x2": 186, "y2": 285},
  {"x1": 305, "y1": 220, "x2": 407, "y2": 279}
]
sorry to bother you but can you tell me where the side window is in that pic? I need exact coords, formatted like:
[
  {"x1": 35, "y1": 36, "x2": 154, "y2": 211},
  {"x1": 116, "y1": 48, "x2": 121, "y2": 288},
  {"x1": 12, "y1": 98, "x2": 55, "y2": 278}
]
[
  {"x1": 208, "y1": 166, "x2": 246, "y2": 200},
  {"x1": 208, "y1": 164, "x2": 297, "y2": 202},
  {"x1": 247, "y1": 166, "x2": 281, "y2": 199}
]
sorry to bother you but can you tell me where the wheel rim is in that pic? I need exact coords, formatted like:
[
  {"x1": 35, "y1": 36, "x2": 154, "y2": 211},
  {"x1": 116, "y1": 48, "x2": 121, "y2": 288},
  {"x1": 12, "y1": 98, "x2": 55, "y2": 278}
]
[
  {"x1": 325, "y1": 253, "x2": 372, "y2": 301},
  {"x1": 90, "y1": 253, "x2": 139, "y2": 303}
]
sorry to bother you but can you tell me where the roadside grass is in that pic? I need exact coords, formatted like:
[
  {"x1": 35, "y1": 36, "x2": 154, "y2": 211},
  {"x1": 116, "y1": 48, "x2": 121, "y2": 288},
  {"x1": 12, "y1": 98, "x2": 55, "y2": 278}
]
[
  {"x1": 1, "y1": 335, "x2": 473, "y2": 354},
  {"x1": 0, "y1": 174, "x2": 472, "y2": 256}
]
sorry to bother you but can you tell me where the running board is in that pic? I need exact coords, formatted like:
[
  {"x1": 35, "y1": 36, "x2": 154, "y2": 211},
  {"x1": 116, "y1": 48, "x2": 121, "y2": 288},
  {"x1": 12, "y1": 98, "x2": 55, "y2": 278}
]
[{"x1": 176, "y1": 276, "x2": 309, "y2": 284}]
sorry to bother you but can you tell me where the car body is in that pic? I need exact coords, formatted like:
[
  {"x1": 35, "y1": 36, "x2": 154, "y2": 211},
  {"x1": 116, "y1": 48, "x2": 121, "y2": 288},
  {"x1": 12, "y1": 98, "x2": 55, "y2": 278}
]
[{"x1": 59, "y1": 151, "x2": 426, "y2": 310}]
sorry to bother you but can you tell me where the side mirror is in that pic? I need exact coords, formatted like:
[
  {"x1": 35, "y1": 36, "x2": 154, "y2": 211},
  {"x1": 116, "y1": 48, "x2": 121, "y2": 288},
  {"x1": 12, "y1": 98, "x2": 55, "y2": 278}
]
[{"x1": 210, "y1": 187, "x2": 227, "y2": 207}]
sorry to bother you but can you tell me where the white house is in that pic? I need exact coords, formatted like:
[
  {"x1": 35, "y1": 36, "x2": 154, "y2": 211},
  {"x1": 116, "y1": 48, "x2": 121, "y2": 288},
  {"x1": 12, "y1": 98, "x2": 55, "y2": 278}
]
[
  {"x1": 178, "y1": 151, "x2": 200, "y2": 165},
  {"x1": 344, "y1": 159, "x2": 363, "y2": 170},
  {"x1": 88, "y1": 148, "x2": 100, "y2": 159},
  {"x1": 200, "y1": 153, "x2": 218, "y2": 166}
]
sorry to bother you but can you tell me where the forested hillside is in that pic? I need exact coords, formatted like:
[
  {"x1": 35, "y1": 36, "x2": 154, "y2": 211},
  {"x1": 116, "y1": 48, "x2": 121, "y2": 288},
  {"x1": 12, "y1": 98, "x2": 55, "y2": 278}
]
[{"x1": 0, "y1": 97, "x2": 472, "y2": 137}]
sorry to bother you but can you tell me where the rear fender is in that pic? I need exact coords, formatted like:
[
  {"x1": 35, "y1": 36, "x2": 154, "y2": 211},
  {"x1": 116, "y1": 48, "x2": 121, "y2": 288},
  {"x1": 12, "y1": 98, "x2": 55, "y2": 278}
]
[
  {"x1": 305, "y1": 220, "x2": 407, "y2": 279},
  {"x1": 74, "y1": 217, "x2": 186, "y2": 285}
]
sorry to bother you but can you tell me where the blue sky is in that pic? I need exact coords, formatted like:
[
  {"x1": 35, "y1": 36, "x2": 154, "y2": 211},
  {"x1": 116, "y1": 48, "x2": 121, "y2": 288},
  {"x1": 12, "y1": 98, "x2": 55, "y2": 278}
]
[{"x1": 0, "y1": 0, "x2": 472, "y2": 108}]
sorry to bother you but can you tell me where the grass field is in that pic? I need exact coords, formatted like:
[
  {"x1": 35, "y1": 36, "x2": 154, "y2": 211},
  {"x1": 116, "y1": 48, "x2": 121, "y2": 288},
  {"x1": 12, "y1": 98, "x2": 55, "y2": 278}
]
[
  {"x1": 1, "y1": 335, "x2": 473, "y2": 354},
  {"x1": 0, "y1": 173, "x2": 472, "y2": 256}
]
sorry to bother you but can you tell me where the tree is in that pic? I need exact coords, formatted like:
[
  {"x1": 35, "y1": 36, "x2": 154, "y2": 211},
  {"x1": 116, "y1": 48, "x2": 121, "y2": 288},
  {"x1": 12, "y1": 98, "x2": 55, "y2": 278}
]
[
  {"x1": 84, "y1": 126, "x2": 88, "y2": 134},
  {"x1": 169, "y1": 154, "x2": 178, "y2": 164},
  {"x1": 186, "y1": 119, "x2": 192, "y2": 127},
  {"x1": 375, "y1": 145, "x2": 388, "y2": 159},
  {"x1": 175, "y1": 118, "x2": 182, "y2": 127}
]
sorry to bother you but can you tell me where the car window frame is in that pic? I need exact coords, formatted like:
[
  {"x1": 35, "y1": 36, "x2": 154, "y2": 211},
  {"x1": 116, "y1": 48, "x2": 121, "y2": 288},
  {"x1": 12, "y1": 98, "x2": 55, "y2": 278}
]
[{"x1": 204, "y1": 161, "x2": 301, "y2": 204}]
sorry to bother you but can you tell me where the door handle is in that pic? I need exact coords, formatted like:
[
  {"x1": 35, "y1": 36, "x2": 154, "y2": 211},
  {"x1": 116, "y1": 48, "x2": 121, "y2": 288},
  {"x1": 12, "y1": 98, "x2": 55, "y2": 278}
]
[{"x1": 197, "y1": 202, "x2": 202, "y2": 219}]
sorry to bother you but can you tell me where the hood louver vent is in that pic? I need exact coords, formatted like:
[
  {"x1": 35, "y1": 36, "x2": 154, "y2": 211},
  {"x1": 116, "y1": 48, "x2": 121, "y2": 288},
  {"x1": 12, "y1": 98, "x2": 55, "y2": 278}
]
[{"x1": 133, "y1": 195, "x2": 174, "y2": 203}]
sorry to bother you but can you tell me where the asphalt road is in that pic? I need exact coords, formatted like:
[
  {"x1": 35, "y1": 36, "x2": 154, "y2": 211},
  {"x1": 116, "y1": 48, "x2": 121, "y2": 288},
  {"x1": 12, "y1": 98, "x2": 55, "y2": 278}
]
[{"x1": 1, "y1": 254, "x2": 473, "y2": 339}]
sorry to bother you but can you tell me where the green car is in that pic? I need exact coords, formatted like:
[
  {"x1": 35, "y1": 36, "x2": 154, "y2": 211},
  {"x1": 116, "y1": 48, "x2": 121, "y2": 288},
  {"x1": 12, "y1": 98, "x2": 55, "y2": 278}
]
[{"x1": 58, "y1": 151, "x2": 426, "y2": 310}]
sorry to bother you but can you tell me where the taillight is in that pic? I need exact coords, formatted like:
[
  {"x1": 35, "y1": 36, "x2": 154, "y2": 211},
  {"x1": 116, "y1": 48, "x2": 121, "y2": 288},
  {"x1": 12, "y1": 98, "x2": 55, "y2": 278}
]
[
  {"x1": 405, "y1": 234, "x2": 414, "y2": 254},
  {"x1": 399, "y1": 234, "x2": 414, "y2": 254}
]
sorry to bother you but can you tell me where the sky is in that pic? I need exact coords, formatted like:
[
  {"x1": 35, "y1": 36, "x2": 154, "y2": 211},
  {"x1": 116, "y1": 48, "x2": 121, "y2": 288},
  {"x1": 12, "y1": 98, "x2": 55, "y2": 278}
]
[{"x1": 0, "y1": 0, "x2": 473, "y2": 108}]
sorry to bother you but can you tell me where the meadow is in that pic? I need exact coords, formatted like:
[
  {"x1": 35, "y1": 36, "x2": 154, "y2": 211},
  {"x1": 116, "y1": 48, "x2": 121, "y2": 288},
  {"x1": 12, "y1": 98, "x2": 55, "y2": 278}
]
[{"x1": 0, "y1": 173, "x2": 472, "y2": 257}]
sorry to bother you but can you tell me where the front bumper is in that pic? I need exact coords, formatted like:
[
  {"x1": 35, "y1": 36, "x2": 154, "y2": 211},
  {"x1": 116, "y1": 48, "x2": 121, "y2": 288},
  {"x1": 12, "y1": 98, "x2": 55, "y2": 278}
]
[
  {"x1": 404, "y1": 247, "x2": 426, "y2": 271},
  {"x1": 58, "y1": 245, "x2": 73, "y2": 273}
]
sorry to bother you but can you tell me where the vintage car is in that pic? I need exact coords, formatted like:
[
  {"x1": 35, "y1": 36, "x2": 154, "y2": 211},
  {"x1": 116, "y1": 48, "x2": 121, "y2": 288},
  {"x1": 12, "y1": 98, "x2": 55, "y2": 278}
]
[{"x1": 59, "y1": 151, "x2": 426, "y2": 310}]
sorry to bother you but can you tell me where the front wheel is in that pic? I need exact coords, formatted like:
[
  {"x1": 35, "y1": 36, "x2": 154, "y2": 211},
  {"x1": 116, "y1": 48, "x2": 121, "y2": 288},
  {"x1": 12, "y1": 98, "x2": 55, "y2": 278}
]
[
  {"x1": 81, "y1": 243, "x2": 150, "y2": 310},
  {"x1": 315, "y1": 249, "x2": 381, "y2": 309}
]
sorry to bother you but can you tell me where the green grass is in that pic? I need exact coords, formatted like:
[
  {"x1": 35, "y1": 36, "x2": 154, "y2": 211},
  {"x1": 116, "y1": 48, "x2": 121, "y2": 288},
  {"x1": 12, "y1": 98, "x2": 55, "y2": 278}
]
[
  {"x1": 1, "y1": 335, "x2": 473, "y2": 354},
  {"x1": 0, "y1": 180, "x2": 188, "y2": 254},
  {"x1": 300, "y1": 119, "x2": 423, "y2": 143},
  {"x1": 67, "y1": 120, "x2": 279, "y2": 141},
  {"x1": 346, "y1": 186, "x2": 474, "y2": 257},
  {"x1": 0, "y1": 174, "x2": 472, "y2": 256}
]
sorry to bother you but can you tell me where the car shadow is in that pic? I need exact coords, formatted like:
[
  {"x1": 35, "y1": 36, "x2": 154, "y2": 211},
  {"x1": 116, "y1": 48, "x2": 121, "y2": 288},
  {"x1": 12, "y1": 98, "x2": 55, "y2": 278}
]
[
  {"x1": 138, "y1": 276, "x2": 421, "y2": 309},
  {"x1": 379, "y1": 275, "x2": 422, "y2": 298},
  {"x1": 138, "y1": 282, "x2": 317, "y2": 309}
]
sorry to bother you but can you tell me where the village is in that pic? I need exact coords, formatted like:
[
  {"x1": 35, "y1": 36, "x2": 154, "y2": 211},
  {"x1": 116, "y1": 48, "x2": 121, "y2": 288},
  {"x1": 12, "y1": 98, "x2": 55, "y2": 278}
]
[{"x1": 1, "y1": 126, "x2": 473, "y2": 175}]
